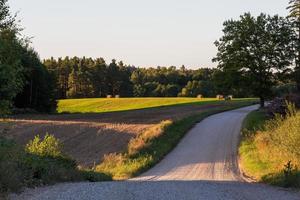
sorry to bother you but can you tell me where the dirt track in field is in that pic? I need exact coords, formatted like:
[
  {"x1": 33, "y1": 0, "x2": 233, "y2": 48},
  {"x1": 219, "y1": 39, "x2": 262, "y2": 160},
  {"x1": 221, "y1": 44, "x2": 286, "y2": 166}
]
[{"x1": 1, "y1": 103, "x2": 222, "y2": 167}]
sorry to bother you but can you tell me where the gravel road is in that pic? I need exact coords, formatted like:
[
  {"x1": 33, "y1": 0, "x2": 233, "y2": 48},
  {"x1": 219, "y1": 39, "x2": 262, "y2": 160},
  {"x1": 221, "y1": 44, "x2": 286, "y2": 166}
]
[
  {"x1": 134, "y1": 105, "x2": 259, "y2": 181},
  {"x1": 10, "y1": 105, "x2": 300, "y2": 200}
]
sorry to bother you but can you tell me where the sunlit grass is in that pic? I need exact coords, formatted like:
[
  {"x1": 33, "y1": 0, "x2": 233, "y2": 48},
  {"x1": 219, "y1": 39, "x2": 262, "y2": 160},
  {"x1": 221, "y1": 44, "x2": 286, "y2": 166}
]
[
  {"x1": 57, "y1": 97, "x2": 256, "y2": 114},
  {"x1": 239, "y1": 108, "x2": 300, "y2": 187}
]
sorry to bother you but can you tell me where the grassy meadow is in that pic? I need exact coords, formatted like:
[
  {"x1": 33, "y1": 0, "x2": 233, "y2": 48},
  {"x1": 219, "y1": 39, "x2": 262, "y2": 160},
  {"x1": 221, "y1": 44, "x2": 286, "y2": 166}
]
[{"x1": 57, "y1": 97, "x2": 256, "y2": 113}]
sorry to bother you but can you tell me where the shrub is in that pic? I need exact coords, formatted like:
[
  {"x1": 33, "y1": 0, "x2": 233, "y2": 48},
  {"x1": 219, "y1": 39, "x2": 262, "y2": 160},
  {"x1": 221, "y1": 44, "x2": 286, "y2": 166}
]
[
  {"x1": 26, "y1": 134, "x2": 63, "y2": 158},
  {"x1": 0, "y1": 134, "x2": 112, "y2": 194}
]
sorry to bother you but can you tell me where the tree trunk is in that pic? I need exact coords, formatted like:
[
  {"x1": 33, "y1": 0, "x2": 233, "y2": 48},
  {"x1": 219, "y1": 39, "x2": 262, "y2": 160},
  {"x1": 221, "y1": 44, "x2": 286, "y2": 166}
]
[{"x1": 260, "y1": 97, "x2": 265, "y2": 108}]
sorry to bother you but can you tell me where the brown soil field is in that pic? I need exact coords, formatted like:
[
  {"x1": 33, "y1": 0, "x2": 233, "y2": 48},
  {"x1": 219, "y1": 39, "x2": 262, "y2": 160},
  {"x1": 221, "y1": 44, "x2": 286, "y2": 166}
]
[{"x1": 0, "y1": 103, "x2": 223, "y2": 167}]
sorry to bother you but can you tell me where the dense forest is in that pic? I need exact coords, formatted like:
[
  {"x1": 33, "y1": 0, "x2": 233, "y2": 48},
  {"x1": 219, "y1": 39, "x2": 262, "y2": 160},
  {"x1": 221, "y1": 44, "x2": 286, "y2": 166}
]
[
  {"x1": 44, "y1": 57, "x2": 238, "y2": 99},
  {"x1": 44, "y1": 56, "x2": 296, "y2": 102}
]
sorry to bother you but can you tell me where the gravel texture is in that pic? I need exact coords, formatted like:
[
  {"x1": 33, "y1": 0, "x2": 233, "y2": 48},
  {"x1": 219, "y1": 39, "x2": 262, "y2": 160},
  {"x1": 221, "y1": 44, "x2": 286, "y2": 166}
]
[
  {"x1": 10, "y1": 181, "x2": 300, "y2": 200},
  {"x1": 10, "y1": 106, "x2": 300, "y2": 200}
]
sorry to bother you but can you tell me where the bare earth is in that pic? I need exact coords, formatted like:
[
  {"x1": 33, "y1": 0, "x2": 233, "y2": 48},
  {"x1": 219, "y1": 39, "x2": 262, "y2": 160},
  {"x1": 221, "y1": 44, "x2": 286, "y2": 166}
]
[
  {"x1": 10, "y1": 106, "x2": 300, "y2": 200},
  {"x1": 1, "y1": 103, "x2": 222, "y2": 167}
]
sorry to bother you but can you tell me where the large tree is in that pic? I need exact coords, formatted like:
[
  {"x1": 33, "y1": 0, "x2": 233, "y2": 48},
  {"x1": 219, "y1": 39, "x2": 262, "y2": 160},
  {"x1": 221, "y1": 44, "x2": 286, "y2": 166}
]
[
  {"x1": 1, "y1": 0, "x2": 57, "y2": 113},
  {"x1": 288, "y1": 0, "x2": 300, "y2": 91},
  {"x1": 213, "y1": 13, "x2": 295, "y2": 107}
]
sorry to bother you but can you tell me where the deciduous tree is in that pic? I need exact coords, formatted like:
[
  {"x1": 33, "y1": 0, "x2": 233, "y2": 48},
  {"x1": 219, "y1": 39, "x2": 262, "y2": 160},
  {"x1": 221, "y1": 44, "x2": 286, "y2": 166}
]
[{"x1": 213, "y1": 13, "x2": 295, "y2": 107}]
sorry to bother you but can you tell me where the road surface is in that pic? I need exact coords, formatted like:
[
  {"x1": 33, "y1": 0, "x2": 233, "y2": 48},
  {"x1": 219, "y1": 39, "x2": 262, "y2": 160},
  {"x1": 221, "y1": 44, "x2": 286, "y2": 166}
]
[
  {"x1": 10, "y1": 105, "x2": 300, "y2": 200},
  {"x1": 134, "y1": 105, "x2": 259, "y2": 181}
]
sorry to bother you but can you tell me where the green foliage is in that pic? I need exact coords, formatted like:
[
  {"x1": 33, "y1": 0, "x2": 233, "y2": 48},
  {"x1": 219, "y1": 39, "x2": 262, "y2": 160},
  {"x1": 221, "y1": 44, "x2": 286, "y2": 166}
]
[
  {"x1": 45, "y1": 57, "x2": 134, "y2": 99},
  {"x1": 0, "y1": 134, "x2": 112, "y2": 194},
  {"x1": 242, "y1": 110, "x2": 268, "y2": 134},
  {"x1": 0, "y1": 2, "x2": 24, "y2": 114},
  {"x1": 287, "y1": 0, "x2": 300, "y2": 91},
  {"x1": 26, "y1": 134, "x2": 63, "y2": 158},
  {"x1": 0, "y1": 0, "x2": 57, "y2": 114},
  {"x1": 13, "y1": 47, "x2": 57, "y2": 113},
  {"x1": 44, "y1": 57, "x2": 225, "y2": 99},
  {"x1": 214, "y1": 13, "x2": 295, "y2": 106},
  {"x1": 178, "y1": 80, "x2": 215, "y2": 97}
]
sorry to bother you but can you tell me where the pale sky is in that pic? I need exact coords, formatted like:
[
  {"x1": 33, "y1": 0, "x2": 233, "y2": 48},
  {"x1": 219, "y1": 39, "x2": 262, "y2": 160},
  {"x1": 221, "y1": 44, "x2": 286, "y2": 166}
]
[{"x1": 10, "y1": 0, "x2": 289, "y2": 68}]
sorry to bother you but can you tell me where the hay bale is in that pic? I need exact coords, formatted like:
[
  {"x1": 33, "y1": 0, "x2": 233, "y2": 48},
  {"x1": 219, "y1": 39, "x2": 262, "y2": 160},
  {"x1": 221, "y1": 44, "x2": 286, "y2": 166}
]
[
  {"x1": 115, "y1": 95, "x2": 120, "y2": 98},
  {"x1": 107, "y1": 95, "x2": 112, "y2": 98},
  {"x1": 216, "y1": 95, "x2": 224, "y2": 100},
  {"x1": 225, "y1": 95, "x2": 233, "y2": 101},
  {"x1": 197, "y1": 94, "x2": 203, "y2": 99}
]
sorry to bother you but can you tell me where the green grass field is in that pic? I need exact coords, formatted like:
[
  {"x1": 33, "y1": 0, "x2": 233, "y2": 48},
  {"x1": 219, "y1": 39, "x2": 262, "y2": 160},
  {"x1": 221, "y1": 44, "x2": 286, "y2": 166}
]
[{"x1": 57, "y1": 98, "x2": 256, "y2": 113}]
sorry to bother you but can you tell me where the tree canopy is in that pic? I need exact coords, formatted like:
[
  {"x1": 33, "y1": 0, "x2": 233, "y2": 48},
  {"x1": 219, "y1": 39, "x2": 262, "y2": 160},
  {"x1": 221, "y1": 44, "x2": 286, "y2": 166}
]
[
  {"x1": 44, "y1": 57, "x2": 225, "y2": 99},
  {"x1": 0, "y1": 0, "x2": 56, "y2": 114},
  {"x1": 288, "y1": 0, "x2": 300, "y2": 91},
  {"x1": 213, "y1": 13, "x2": 295, "y2": 107}
]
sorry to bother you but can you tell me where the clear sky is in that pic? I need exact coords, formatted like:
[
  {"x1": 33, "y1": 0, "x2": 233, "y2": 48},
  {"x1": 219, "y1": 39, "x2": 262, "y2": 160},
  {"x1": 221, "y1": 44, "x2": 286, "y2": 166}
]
[{"x1": 10, "y1": 0, "x2": 289, "y2": 68}]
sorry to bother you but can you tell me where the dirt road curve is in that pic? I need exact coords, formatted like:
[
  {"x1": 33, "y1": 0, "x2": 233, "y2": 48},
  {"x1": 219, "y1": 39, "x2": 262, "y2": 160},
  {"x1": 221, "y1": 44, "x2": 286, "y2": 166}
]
[
  {"x1": 134, "y1": 105, "x2": 259, "y2": 181},
  {"x1": 10, "y1": 106, "x2": 300, "y2": 200}
]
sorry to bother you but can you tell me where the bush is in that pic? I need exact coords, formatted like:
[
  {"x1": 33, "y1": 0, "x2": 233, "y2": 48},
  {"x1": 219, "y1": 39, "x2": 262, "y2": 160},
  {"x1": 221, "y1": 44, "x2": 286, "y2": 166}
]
[
  {"x1": 0, "y1": 134, "x2": 112, "y2": 194},
  {"x1": 26, "y1": 134, "x2": 63, "y2": 158}
]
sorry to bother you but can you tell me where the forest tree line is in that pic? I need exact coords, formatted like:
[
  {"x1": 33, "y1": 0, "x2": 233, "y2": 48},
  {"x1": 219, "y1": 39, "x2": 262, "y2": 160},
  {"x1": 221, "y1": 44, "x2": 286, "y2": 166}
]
[{"x1": 43, "y1": 56, "x2": 257, "y2": 100}]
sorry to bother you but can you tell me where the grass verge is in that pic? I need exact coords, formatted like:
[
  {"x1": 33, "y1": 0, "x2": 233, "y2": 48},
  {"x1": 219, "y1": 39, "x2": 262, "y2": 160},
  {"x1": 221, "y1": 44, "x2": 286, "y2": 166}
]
[
  {"x1": 95, "y1": 100, "x2": 257, "y2": 180},
  {"x1": 239, "y1": 104, "x2": 300, "y2": 188}
]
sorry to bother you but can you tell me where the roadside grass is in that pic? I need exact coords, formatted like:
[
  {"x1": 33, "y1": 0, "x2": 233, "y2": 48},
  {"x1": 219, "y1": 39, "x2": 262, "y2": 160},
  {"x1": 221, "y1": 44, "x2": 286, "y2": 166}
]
[
  {"x1": 95, "y1": 100, "x2": 257, "y2": 180},
  {"x1": 57, "y1": 97, "x2": 256, "y2": 114},
  {"x1": 0, "y1": 134, "x2": 111, "y2": 196},
  {"x1": 239, "y1": 110, "x2": 270, "y2": 179},
  {"x1": 239, "y1": 104, "x2": 300, "y2": 188}
]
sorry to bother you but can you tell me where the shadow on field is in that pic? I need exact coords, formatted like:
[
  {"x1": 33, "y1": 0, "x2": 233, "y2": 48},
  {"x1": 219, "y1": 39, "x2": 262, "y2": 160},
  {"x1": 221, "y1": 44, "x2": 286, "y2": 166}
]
[{"x1": 8, "y1": 103, "x2": 225, "y2": 124}]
